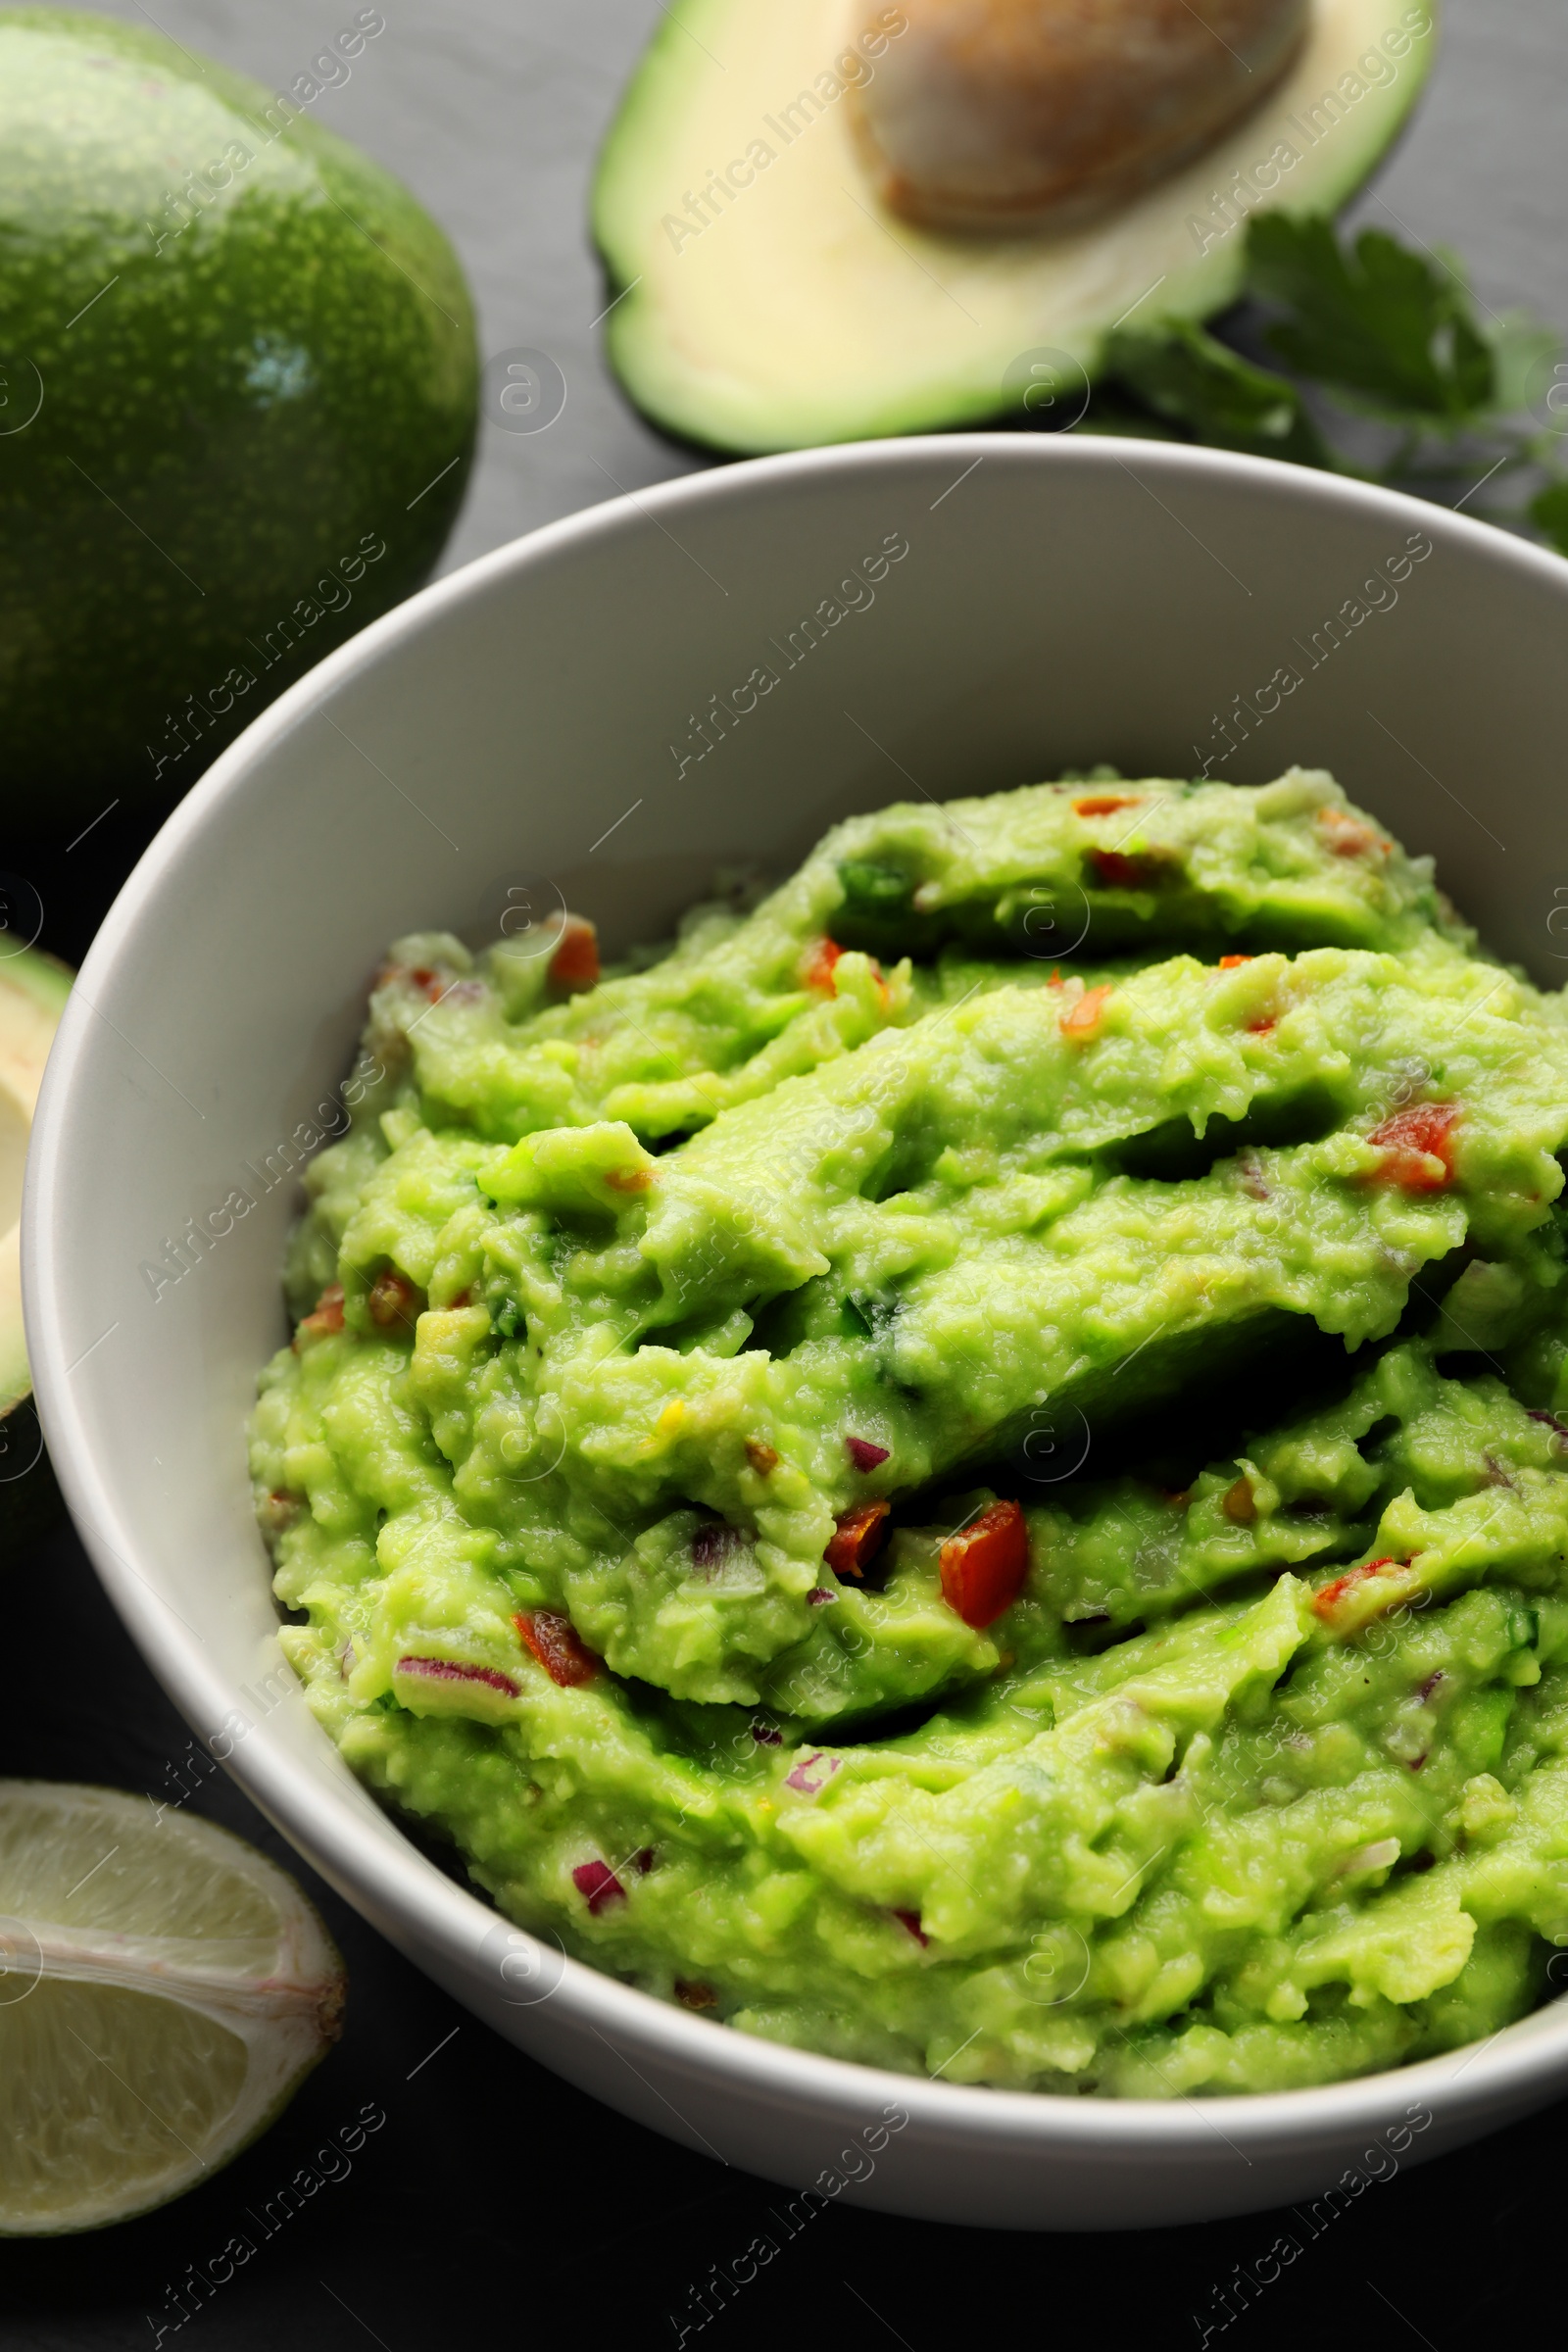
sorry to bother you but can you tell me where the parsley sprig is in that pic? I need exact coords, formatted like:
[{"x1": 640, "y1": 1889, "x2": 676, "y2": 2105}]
[{"x1": 1100, "y1": 214, "x2": 1568, "y2": 554}]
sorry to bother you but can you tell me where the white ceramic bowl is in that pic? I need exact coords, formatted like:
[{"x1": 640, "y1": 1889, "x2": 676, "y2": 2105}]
[{"x1": 25, "y1": 436, "x2": 1568, "y2": 2230}]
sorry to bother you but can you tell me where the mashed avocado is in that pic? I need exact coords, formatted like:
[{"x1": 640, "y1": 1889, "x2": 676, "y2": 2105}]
[{"x1": 252, "y1": 767, "x2": 1568, "y2": 2093}]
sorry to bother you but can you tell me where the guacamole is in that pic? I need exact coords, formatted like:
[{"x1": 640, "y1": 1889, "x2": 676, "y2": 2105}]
[{"x1": 252, "y1": 767, "x2": 1568, "y2": 2093}]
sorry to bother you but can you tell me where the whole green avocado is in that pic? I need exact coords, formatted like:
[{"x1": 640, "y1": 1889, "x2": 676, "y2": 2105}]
[{"x1": 0, "y1": 8, "x2": 478, "y2": 816}]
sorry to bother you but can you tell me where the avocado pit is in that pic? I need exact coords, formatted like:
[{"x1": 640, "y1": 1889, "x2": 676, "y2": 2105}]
[{"x1": 849, "y1": 0, "x2": 1310, "y2": 232}]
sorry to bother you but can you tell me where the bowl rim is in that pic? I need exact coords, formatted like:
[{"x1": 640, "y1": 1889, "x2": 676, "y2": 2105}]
[{"x1": 25, "y1": 429, "x2": 1568, "y2": 2161}]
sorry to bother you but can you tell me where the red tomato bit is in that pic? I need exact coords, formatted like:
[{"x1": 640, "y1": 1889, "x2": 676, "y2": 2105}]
[
  {"x1": 802, "y1": 936, "x2": 844, "y2": 994},
  {"x1": 298, "y1": 1282, "x2": 346, "y2": 1339},
  {"x1": 1059, "y1": 983, "x2": 1114, "y2": 1041},
  {"x1": 1317, "y1": 808, "x2": 1389, "y2": 859},
  {"x1": 824, "y1": 1499, "x2": 891, "y2": 1579},
  {"x1": 1217, "y1": 954, "x2": 1252, "y2": 969},
  {"x1": 548, "y1": 916, "x2": 600, "y2": 994},
  {"x1": 940, "y1": 1499, "x2": 1029, "y2": 1628},
  {"x1": 1366, "y1": 1102, "x2": 1460, "y2": 1192},
  {"x1": 1090, "y1": 849, "x2": 1157, "y2": 891},
  {"x1": 515, "y1": 1609, "x2": 601, "y2": 1688},
  {"x1": 1072, "y1": 794, "x2": 1140, "y2": 817},
  {"x1": 368, "y1": 1269, "x2": 421, "y2": 1329}
]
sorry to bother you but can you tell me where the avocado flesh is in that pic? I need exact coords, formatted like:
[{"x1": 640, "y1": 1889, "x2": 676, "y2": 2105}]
[
  {"x1": 594, "y1": 0, "x2": 1434, "y2": 453},
  {"x1": 0, "y1": 9, "x2": 478, "y2": 815},
  {"x1": 0, "y1": 948, "x2": 71, "y2": 1563}
]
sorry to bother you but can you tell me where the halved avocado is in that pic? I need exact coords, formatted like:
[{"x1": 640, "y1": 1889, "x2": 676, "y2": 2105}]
[
  {"x1": 0, "y1": 948, "x2": 71, "y2": 1564},
  {"x1": 594, "y1": 0, "x2": 1435, "y2": 452}
]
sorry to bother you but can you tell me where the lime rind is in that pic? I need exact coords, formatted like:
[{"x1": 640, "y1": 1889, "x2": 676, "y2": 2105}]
[{"x1": 0, "y1": 1783, "x2": 344, "y2": 2234}]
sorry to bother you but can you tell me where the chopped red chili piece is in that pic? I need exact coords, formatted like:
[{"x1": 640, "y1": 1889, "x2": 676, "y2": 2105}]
[
  {"x1": 572, "y1": 1859, "x2": 625, "y2": 1915},
  {"x1": 1248, "y1": 1018, "x2": 1277, "y2": 1037},
  {"x1": 1059, "y1": 983, "x2": 1113, "y2": 1041},
  {"x1": 368, "y1": 1268, "x2": 420, "y2": 1329},
  {"x1": 407, "y1": 965, "x2": 449, "y2": 1002},
  {"x1": 547, "y1": 916, "x2": 600, "y2": 994},
  {"x1": 802, "y1": 936, "x2": 844, "y2": 994},
  {"x1": 299, "y1": 1282, "x2": 346, "y2": 1339},
  {"x1": 675, "y1": 1979, "x2": 717, "y2": 2009},
  {"x1": 893, "y1": 1909, "x2": 929, "y2": 1947},
  {"x1": 745, "y1": 1439, "x2": 780, "y2": 1476},
  {"x1": 515, "y1": 1609, "x2": 600, "y2": 1688},
  {"x1": 1217, "y1": 954, "x2": 1252, "y2": 969},
  {"x1": 940, "y1": 1499, "x2": 1029, "y2": 1628},
  {"x1": 396, "y1": 1656, "x2": 519, "y2": 1698},
  {"x1": 1365, "y1": 1102, "x2": 1460, "y2": 1192},
  {"x1": 1311, "y1": 1557, "x2": 1398, "y2": 1622},
  {"x1": 824, "y1": 1499, "x2": 891, "y2": 1579},
  {"x1": 846, "y1": 1436, "x2": 890, "y2": 1473},
  {"x1": 1073, "y1": 794, "x2": 1140, "y2": 817}
]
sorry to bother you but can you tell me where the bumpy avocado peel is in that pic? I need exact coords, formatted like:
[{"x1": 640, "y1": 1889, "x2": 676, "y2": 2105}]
[{"x1": 0, "y1": 7, "x2": 478, "y2": 814}]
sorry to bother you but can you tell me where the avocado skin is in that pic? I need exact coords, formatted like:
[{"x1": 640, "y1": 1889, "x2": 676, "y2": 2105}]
[{"x1": 0, "y1": 9, "x2": 478, "y2": 817}]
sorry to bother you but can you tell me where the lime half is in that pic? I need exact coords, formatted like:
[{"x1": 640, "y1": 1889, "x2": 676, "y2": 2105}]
[{"x1": 0, "y1": 1781, "x2": 345, "y2": 2233}]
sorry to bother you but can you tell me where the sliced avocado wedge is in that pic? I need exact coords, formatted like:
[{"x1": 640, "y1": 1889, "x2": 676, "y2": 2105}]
[
  {"x1": 594, "y1": 0, "x2": 1435, "y2": 452},
  {"x1": 0, "y1": 948, "x2": 71, "y2": 1563}
]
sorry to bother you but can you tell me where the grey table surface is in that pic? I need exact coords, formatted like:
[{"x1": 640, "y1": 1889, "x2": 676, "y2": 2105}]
[{"x1": 7, "y1": 2, "x2": 1568, "y2": 2346}]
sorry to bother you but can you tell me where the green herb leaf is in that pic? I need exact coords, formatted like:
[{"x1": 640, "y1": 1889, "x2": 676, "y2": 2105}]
[
  {"x1": 1488, "y1": 313, "x2": 1563, "y2": 417},
  {"x1": 1103, "y1": 318, "x2": 1334, "y2": 467},
  {"x1": 1096, "y1": 213, "x2": 1568, "y2": 557},
  {"x1": 1246, "y1": 214, "x2": 1494, "y2": 425}
]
